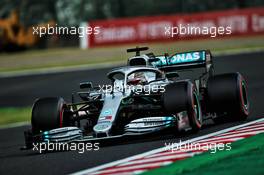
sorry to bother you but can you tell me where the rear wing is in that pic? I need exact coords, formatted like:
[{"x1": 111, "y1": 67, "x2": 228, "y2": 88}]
[{"x1": 150, "y1": 50, "x2": 213, "y2": 73}]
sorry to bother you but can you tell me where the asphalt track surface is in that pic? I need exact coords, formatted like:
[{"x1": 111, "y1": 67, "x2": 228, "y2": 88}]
[{"x1": 0, "y1": 51, "x2": 264, "y2": 175}]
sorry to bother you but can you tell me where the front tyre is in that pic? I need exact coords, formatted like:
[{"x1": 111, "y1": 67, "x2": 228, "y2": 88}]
[{"x1": 31, "y1": 97, "x2": 67, "y2": 133}]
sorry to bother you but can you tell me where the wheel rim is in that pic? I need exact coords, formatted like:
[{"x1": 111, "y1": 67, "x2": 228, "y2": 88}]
[
  {"x1": 193, "y1": 92, "x2": 202, "y2": 124},
  {"x1": 241, "y1": 81, "x2": 249, "y2": 111}
]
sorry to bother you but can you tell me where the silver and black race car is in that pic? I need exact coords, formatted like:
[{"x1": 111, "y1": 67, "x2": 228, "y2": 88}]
[{"x1": 23, "y1": 47, "x2": 249, "y2": 149}]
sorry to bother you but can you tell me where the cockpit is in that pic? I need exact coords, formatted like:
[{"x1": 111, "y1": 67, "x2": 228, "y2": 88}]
[{"x1": 107, "y1": 67, "x2": 164, "y2": 87}]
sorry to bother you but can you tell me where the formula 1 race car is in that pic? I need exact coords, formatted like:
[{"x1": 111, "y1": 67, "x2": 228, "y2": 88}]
[{"x1": 23, "y1": 47, "x2": 249, "y2": 149}]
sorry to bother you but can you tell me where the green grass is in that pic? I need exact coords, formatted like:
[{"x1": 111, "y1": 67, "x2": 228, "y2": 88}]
[
  {"x1": 143, "y1": 133, "x2": 264, "y2": 175},
  {"x1": 0, "y1": 35, "x2": 264, "y2": 73},
  {"x1": 0, "y1": 107, "x2": 31, "y2": 126}
]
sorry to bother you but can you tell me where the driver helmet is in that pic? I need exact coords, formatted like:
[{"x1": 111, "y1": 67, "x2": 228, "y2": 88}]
[{"x1": 127, "y1": 72, "x2": 147, "y2": 85}]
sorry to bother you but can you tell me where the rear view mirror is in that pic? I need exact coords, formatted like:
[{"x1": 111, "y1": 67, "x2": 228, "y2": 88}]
[
  {"x1": 80, "y1": 82, "x2": 93, "y2": 89},
  {"x1": 166, "y1": 72, "x2": 179, "y2": 79}
]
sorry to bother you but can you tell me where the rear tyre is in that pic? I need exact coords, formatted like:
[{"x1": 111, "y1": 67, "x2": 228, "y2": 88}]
[
  {"x1": 207, "y1": 73, "x2": 249, "y2": 122},
  {"x1": 163, "y1": 81, "x2": 202, "y2": 132},
  {"x1": 31, "y1": 97, "x2": 66, "y2": 133}
]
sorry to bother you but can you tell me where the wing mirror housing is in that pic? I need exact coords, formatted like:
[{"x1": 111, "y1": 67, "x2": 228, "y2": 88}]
[{"x1": 80, "y1": 82, "x2": 93, "y2": 89}]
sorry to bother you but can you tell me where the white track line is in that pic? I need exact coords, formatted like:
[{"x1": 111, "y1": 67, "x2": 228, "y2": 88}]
[
  {"x1": 196, "y1": 133, "x2": 257, "y2": 142},
  {"x1": 235, "y1": 124, "x2": 264, "y2": 131},
  {"x1": 0, "y1": 121, "x2": 30, "y2": 130},
  {"x1": 72, "y1": 118, "x2": 264, "y2": 175},
  {"x1": 217, "y1": 129, "x2": 264, "y2": 136},
  {"x1": 195, "y1": 137, "x2": 244, "y2": 145},
  {"x1": 118, "y1": 153, "x2": 196, "y2": 166},
  {"x1": 90, "y1": 161, "x2": 172, "y2": 175},
  {"x1": 0, "y1": 62, "x2": 123, "y2": 78},
  {"x1": 145, "y1": 150, "x2": 203, "y2": 158}
]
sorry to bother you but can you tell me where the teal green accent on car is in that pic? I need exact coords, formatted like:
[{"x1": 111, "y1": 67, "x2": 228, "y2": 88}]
[{"x1": 153, "y1": 51, "x2": 206, "y2": 67}]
